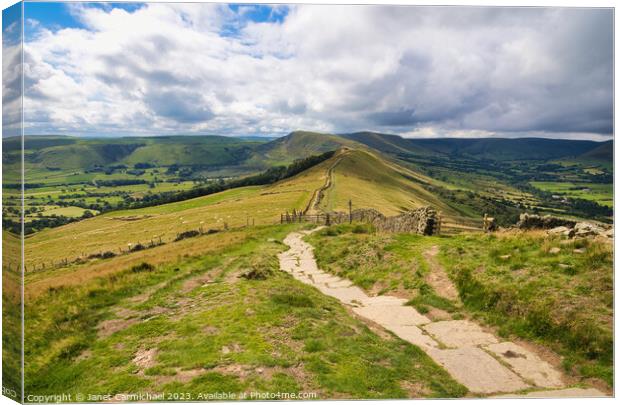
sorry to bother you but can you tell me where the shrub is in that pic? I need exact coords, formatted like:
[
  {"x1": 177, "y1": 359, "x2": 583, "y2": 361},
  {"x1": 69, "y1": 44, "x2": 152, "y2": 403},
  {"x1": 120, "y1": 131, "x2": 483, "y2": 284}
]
[
  {"x1": 130, "y1": 262, "x2": 155, "y2": 273},
  {"x1": 175, "y1": 230, "x2": 200, "y2": 241},
  {"x1": 88, "y1": 251, "x2": 116, "y2": 260},
  {"x1": 130, "y1": 243, "x2": 145, "y2": 252},
  {"x1": 352, "y1": 224, "x2": 370, "y2": 234}
]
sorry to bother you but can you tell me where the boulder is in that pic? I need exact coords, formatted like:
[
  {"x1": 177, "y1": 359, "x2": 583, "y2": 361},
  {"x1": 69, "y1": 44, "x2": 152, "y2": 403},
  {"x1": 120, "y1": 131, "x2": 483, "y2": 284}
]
[
  {"x1": 548, "y1": 247, "x2": 561, "y2": 254},
  {"x1": 547, "y1": 226, "x2": 575, "y2": 238},
  {"x1": 574, "y1": 222, "x2": 605, "y2": 237}
]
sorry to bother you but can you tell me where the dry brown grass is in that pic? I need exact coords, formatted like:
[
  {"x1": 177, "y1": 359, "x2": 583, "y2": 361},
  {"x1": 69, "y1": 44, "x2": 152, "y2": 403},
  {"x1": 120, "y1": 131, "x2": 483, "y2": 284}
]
[{"x1": 25, "y1": 229, "x2": 248, "y2": 299}]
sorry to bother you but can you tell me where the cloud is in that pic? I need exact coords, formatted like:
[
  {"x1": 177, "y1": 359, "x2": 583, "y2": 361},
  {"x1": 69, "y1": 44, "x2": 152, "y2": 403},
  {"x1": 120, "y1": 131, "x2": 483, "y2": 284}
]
[
  {"x1": 3, "y1": 10, "x2": 23, "y2": 137},
  {"x1": 21, "y1": 4, "x2": 613, "y2": 139},
  {"x1": 145, "y1": 89, "x2": 214, "y2": 124}
]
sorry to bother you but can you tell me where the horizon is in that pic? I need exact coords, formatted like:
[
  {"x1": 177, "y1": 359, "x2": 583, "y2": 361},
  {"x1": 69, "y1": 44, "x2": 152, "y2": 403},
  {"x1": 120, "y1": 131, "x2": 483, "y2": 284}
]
[
  {"x1": 2, "y1": 3, "x2": 614, "y2": 141},
  {"x1": 6, "y1": 130, "x2": 613, "y2": 143}
]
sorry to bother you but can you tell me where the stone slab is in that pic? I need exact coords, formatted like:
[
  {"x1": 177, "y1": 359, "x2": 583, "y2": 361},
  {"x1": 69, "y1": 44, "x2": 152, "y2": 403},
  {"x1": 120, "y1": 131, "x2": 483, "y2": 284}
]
[
  {"x1": 423, "y1": 320, "x2": 498, "y2": 348},
  {"x1": 353, "y1": 303, "x2": 430, "y2": 327},
  {"x1": 388, "y1": 324, "x2": 438, "y2": 350},
  {"x1": 485, "y1": 342, "x2": 563, "y2": 388},
  {"x1": 320, "y1": 286, "x2": 369, "y2": 305},
  {"x1": 326, "y1": 279, "x2": 353, "y2": 288},
  {"x1": 427, "y1": 347, "x2": 529, "y2": 394},
  {"x1": 310, "y1": 273, "x2": 342, "y2": 284},
  {"x1": 494, "y1": 388, "x2": 607, "y2": 398},
  {"x1": 361, "y1": 295, "x2": 409, "y2": 307}
]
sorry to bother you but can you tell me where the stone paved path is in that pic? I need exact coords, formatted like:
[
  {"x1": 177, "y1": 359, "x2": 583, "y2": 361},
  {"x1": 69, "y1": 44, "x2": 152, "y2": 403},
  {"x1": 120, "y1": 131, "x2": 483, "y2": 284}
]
[{"x1": 278, "y1": 230, "x2": 607, "y2": 397}]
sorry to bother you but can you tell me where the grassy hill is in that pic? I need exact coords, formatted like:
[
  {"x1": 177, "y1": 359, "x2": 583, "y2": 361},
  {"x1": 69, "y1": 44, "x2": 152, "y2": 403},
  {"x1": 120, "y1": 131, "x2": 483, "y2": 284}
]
[
  {"x1": 7, "y1": 135, "x2": 264, "y2": 172},
  {"x1": 577, "y1": 140, "x2": 613, "y2": 166},
  {"x1": 340, "y1": 132, "x2": 608, "y2": 162},
  {"x1": 411, "y1": 137, "x2": 604, "y2": 161},
  {"x1": 340, "y1": 132, "x2": 430, "y2": 156},
  {"x1": 13, "y1": 131, "x2": 613, "y2": 398},
  {"x1": 22, "y1": 156, "x2": 335, "y2": 272},
  {"x1": 24, "y1": 224, "x2": 466, "y2": 399},
  {"x1": 22, "y1": 147, "x2": 469, "y2": 281},
  {"x1": 250, "y1": 131, "x2": 359, "y2": 166},
  {"x1": 318, "y1": 150, "x2": 459, "y2": 217}
]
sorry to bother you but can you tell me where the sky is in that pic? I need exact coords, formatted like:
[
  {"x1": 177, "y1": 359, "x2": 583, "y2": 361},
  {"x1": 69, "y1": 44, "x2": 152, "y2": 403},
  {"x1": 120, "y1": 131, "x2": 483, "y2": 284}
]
[{"x1": 4, "y1": 2, "x2": 614, "y2": 139}]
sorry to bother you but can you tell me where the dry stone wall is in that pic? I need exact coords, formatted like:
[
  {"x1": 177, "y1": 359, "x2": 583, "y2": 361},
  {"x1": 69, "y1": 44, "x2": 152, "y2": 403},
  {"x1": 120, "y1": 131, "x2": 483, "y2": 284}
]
[
  {"x1": 328, "y1": 206, "x2": 439, "y2": 235},
  {"x1": 516, "y1": 213, "x2": 576, "y2": 230}
]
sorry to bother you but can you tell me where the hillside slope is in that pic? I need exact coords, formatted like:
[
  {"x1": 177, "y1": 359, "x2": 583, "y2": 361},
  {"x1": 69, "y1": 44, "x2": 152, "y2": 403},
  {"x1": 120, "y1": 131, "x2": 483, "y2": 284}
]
[
  {"x1": 24, "y1": 156, "x2": 334, "y2": 269},
  {"x1": 339, "y1": 132, "x2": 607, "y2": 162},
  {"x1": 317, "y1": 149, "x2": 460, "y2": 217},
  {"x1": 23, "y1": 147, "x2": 461, "y2": 270},
  {"x1": 341, "y1": 132, "x2": 431, "y2": 155},
  {"x1": 411, "y1": 137, "x2": 603, "y2": 161},
  {"x1": 250, "y1": 131, "x2": 360, "y2": 165},
  {"x1": 578, "y1": 140, "x2": 613, "y2": 163},
  {"x1": 11, "y1": 135, "x2": 265, "y2": 171}
]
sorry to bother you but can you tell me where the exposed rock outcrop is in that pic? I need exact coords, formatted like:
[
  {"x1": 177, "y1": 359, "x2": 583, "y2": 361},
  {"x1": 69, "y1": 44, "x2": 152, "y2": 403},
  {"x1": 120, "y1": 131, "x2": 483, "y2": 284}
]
[
  {"x1": 516, "y1": 214, "x2": 614, "y2": 239},
  {"x1": 516, "y1": 213, "x2": 612, "y2": 240}
]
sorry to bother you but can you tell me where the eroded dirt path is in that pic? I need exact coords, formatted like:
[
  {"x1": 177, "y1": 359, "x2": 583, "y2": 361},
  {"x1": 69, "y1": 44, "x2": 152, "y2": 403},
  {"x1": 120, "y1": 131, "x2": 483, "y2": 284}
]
[
  {"x1": 423, "y1": 245, "x2": 460, "y2": 302},
  {"x1": 304, "y1": 151, "x2": 347, "y2": 215},
  {"x1": 278, "y1": 230, "x2": 607, "y2": 398}
]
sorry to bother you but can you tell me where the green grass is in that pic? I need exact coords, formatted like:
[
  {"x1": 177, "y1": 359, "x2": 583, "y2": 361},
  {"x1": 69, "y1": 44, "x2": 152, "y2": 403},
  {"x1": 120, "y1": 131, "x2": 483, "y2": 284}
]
[
  {"x1": 308, "y1": 225, "x2": 613, "y2": 388},
  {"x1": 24, "y1": 225, "x2": 466, "y2": 399},
  {"x1": 530, "y1": 181, "x2": 613, "y2": 207},
  {"x1": 438, "y1": 233, "x2": 613, "y2": 386},
  {"x1": 320, "y1": 150, "x2": 459, "y2": 217},
  {"x1": 306, "y1": 225, "x2": 460, "y2": 317}
]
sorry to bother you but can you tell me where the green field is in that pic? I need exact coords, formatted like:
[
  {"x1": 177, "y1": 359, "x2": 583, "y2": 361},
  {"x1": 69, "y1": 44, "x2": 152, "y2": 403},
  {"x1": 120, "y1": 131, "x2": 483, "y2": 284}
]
[{"x1": 530, "y1": 182, "x2": 613, "y2": 207}]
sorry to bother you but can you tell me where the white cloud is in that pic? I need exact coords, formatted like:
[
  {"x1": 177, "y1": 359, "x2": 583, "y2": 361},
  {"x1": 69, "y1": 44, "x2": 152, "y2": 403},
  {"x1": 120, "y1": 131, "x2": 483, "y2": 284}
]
[{"x1": 22, "y1": 4, "x2": 613, "y2": 139}]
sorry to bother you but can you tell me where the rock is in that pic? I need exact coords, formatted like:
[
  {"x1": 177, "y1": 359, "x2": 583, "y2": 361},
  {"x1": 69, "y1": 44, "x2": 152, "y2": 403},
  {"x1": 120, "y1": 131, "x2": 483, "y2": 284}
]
[
  {"x1": 423, "y1": 320, "x2": 498, "y2": 348},
  {"x1": 499, "y1": 255, "x2": 511, "y2": 260},
  {"x1": 548, "y1": 226, "x2": 568, "y2": 235},
  {"x1": 547, "y1": 226, "x2": 575, "y2": 238},
  {"x1": 485, "y1": 342, "x2": 563, "y2": 388},
  {"x1": 573, "y1": 248, "x2": 585, "y2": 254},
  {"x1": 574, "y1": 222, "x2": 605, "y2": 237},
  {"x1": 221, "y1": 346, "x2": 230, "y2": 354},
  {"x1": 602, "y1": 228, "x2": 614, "y2": 238},
  {"x1": 516, "y1": 213, "x2": 576, "y2": 230},
  {"x1": 494, "y1": 388, "x2": 608, "y2": 398},
  {"x1": 558, "y1": 263, "x2": 570, "y2": 269},
  {"x1": 426, "y1": 347, "x2": 529, "y2": 393},
  {"x1": 548, "y1": 247, "x2": 561, "y2": 254}
]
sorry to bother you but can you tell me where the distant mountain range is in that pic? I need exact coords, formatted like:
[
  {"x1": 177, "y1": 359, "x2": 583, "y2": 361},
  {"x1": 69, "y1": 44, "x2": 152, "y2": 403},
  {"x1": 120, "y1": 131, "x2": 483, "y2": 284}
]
[{"x1": 3, "y1": 131, "x2": 612, "y2": 172}]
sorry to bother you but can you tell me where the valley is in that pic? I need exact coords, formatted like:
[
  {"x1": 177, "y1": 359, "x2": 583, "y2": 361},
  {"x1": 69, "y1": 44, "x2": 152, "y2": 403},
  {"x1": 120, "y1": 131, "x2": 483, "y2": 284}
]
[{"x1": 2, "y1": 130, "x2": 613, "y2": 399}]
